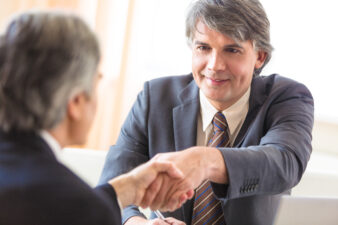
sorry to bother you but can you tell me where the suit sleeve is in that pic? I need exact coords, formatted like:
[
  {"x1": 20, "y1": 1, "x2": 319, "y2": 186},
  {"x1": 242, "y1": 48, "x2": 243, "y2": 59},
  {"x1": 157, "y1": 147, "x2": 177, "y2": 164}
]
[
  {"x1": 98, "y1": 82, "x2": 151, "y2": 223},
  {"x1": 94, "y1": 184, "x2": 123, "y2": 224},
  {"x1": 211, "y1": 79, "x2": 314, "y2": 200}
]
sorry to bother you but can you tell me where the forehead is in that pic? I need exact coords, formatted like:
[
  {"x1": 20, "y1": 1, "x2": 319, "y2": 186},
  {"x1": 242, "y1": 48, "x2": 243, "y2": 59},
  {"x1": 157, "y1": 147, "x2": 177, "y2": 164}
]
[
  {"x1": 192, "y1": 20, "x2": 256, "y2": 50},
  {"x1": 193, "y1": 20, "x2": 237, "y2": 44}
]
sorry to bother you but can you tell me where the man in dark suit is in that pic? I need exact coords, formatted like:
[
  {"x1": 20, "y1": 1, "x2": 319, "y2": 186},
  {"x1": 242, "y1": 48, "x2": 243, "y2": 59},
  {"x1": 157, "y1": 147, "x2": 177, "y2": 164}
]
[
  {"x1": 99, "y1": 0, "x2": 314, "y2": 224},
  {"x1": 0, "y1": 11, "x2": 194, "y2": 225}
]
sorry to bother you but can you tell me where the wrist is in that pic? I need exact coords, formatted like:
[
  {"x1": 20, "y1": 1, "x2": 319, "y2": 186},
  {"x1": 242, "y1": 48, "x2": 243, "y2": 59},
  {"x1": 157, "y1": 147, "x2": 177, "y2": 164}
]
[
  {"x1": 204, "y1": 147, "x2": 228, "y2": 183},
  {"x1": 109, "y1": 174, "x2": 134, "y2": 208},
  {"x1": 187, "y1": 146, "x2": 214, "y2": 181}
]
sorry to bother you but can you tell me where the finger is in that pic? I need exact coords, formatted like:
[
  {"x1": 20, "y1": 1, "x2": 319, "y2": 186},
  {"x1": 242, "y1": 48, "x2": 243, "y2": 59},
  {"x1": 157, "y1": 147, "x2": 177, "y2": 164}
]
[
  {"x1": 179, "y1": 189, "x2": 195, "y2": 202},
  {"x1": 151, "y1": 218, "x2": 171, "y2": 225},
  {"x1": 158, "y1": 182, "x2": 183, "y2": 211},
  {"x1": 152, "y1": 161, "x2": 184, "y2": 179},
  {"x1": 149, "y1": 174, "x2": 171, "y2": 210},
  {"x1": 162, "y1": 180, "x2": 194, "y2": 211},
  {"x1": 163, "y1": 182, "x2": 188, "y2": 211},
  {"x1": 164, "y1": 188, "x2": 193, "y2": 212},
  {"x1": 140, "y1": 175, "x2": 164, "y2": 208},
  {"x1": 162, "y1": 191, "x2": 180, "y2": 212},
  {"x1": 178, "y1": 193, "x2": 188, "y2": 205},
  {"x1": 163, "y1": 217, "x2": 186, "y2": 225},
  {"x1": 186, "y1": 189, "x2": 194, "y2": 199},
  {"x1": 159, "y1": 181, "x2": 193, "y2": 212}
]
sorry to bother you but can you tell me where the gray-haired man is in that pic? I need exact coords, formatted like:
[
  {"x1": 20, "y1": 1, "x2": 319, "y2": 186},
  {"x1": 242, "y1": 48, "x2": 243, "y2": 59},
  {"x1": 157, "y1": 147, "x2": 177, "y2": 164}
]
[
  {"x1": 0, "y1": 11, "x2": 194, "y2": 225},
  {"x1": 100, "y1": 0, "x2": 314, "y2": 224}
]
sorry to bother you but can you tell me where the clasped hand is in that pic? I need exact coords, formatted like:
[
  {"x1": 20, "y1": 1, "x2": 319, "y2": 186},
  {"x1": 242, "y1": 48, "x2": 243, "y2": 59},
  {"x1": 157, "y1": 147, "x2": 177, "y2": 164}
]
[
  {"x1": 109, "y1": 156, "x2": 194, "y2": 212},
  {"x1": 111, "y1": 146, "x2": 226, "y2": 213},
  {"x1": 138, "y1": 146, "x2": 227, "y2": 212}
]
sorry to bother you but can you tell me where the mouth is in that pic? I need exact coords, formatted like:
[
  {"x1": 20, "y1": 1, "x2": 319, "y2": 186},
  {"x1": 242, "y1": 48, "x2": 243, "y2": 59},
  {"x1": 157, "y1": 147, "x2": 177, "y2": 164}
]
[
  {"x1": 207, "y1": 77, "x2": 225, "y2": 82},
  {"x1": 203, "y1": 75, "x2": 229, "y2": 85}
]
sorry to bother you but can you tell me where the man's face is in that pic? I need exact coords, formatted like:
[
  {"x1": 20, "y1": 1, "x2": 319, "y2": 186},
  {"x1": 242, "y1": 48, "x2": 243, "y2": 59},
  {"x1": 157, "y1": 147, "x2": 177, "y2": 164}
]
[{"x1": 191, "y1": 20, "x2": 266, "y2": 110}]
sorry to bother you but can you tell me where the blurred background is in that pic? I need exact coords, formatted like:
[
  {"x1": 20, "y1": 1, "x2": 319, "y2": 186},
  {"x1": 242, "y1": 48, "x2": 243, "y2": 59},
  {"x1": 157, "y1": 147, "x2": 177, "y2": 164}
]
[{"x1": 0, "y1": 0, "x2": 337, "y2": 159}]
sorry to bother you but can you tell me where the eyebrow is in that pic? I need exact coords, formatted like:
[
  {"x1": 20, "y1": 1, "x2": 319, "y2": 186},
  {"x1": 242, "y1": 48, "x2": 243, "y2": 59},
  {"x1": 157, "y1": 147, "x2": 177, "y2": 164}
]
[{"x1": 194, "y1": 41, "x2": 244, "y2": 49}]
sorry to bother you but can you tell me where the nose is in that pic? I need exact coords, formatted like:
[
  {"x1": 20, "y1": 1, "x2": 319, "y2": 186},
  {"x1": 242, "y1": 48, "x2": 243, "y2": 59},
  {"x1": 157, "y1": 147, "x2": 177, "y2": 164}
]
[{"x1": 207, "y1": 51, "x2": 226, "y2": 72}]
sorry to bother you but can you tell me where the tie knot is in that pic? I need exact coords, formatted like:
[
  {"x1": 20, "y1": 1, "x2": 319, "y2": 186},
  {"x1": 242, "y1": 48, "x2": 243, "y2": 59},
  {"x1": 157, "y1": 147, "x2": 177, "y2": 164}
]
[{"x1": 213, "y1": 112, "x2": 227, "y2": 132}]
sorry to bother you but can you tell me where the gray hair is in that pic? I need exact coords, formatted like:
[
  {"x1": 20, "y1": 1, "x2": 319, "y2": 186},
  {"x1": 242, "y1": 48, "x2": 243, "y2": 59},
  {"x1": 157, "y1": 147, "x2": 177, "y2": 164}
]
[
  {"x1": 186, "y1": 0, "x2": 273, "y2": 75},
  {"x1": 0, "y1": 11, "x2": 100, "y2": 132}
]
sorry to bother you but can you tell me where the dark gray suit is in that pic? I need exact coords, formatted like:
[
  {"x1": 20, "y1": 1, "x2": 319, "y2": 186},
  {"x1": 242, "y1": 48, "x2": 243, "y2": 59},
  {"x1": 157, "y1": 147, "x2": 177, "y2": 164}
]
[
  {"x1": 0, "y1": 131, "x2": 122, "y2": 225},
  {"x1": 99, "y1": 74, "x2": 314, "y2": 225}
]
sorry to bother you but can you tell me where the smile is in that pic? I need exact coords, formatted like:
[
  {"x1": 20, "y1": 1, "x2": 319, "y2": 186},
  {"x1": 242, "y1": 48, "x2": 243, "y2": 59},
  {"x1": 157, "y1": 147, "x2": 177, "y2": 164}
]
[
  {"x1": 208, "y1": 78, "x2": 223, "y2": 82},
  {"x1": 204, "y1": 76, "x2": 229, "y2": 85}
]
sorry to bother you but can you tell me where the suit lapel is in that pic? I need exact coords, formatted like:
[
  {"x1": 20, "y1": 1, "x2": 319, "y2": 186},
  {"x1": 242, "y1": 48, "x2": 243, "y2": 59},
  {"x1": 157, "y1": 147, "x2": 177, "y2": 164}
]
[
  {"x1": 234, "y1": 76, "x2": 268, "y2": 147},
  {"x1": 173, "y1": 79, "x2": 200, "y2": 151},
  {"x1": 172, "y1": 75, "x2": 270, "y2": 149},
  {"x1": 172, "y1": 78, "x2": 199, "y2": 224}
]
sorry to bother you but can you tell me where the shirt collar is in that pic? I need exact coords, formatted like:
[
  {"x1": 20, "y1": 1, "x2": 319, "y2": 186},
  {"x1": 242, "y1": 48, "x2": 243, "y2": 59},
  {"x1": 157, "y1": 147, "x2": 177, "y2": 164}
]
[
  {"x1": 200, "y1": 87, "x2": 251, "y2": 133},
  {"x1": 39, "y1": 130, "x2": 62, "y2": 160}
]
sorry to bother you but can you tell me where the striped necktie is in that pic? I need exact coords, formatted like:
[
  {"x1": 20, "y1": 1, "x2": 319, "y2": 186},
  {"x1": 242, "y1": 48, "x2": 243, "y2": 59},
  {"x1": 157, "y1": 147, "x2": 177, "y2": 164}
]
[{"x1": 191, "y1": 112, "x2": 229, "y2": 225}]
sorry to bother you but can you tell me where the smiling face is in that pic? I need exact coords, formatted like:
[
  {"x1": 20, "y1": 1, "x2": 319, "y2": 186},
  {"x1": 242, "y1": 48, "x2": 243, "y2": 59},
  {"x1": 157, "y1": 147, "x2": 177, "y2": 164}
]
[{"x1": 191, "y1": 20, "x2": 267, "y2": 111}]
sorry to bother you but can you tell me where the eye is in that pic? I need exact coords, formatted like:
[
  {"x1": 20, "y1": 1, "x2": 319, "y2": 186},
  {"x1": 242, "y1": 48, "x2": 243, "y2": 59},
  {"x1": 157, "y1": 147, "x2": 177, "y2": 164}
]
[
  {"x1": 225, "y1": 48, "x2": 240, "y2": 54},
  {"x1": 196, "y1": 45, "x2": 211, "y2": 51}
]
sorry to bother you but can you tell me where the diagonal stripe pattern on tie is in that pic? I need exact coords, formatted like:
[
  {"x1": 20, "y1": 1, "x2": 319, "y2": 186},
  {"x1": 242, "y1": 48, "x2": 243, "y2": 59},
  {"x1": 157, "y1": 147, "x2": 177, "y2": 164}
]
[{"x1": 191, "y1": 112, "x2": 230, "y2": 225}]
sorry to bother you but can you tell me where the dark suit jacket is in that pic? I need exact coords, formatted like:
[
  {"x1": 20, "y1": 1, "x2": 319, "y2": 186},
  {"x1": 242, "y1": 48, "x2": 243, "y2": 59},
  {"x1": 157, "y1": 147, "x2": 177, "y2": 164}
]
[
  {"x1": 99, "y1": 74, "x2": 314, "y2": 225},
  {"x1": 0, "y1": 131, "x2": 122, "y2": 225}
]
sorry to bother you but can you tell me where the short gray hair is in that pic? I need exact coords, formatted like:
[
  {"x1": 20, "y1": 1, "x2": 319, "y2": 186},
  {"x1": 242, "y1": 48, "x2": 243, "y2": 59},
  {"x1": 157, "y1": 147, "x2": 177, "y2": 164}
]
[
  {"x1": 186, "y1": 0, "x2": 273, "y2": 75},
  {"x1": 0, "y1": 11, "x2": 100, "y2": 132}
]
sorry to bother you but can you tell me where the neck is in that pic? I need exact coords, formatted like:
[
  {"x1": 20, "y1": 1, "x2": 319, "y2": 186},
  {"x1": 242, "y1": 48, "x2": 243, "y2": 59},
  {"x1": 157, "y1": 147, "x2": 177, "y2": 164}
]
[{"x1": 47, "y1": 121, "x2": 70, "y2": 148}]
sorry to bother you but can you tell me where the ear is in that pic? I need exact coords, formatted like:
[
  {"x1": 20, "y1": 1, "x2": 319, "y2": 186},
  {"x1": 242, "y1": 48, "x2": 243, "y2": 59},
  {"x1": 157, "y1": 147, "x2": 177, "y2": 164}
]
[
  {"x1": 67, "y1": 92, "x2": 86, "y2": 121},
  {"x1": 254, "y1": 50, "x2": 267, "y2": 69}
]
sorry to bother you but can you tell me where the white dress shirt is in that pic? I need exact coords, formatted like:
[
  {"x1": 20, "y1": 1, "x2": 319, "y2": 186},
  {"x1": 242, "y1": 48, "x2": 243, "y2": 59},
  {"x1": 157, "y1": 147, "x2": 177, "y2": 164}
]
[
  {"x1": 39, "y1": 130, "x2": 124, "y2": 211},
  {"x1": 196, "y1": 87, "x2": 251, "y2": 147},
  {"x1": 39, "y1": 130, "x2": 62, "y2": 160}
]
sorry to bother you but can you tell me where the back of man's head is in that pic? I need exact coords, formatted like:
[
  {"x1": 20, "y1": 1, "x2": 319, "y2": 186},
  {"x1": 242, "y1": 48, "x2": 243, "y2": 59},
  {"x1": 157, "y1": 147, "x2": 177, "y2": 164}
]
[
  {"x1": 0, "y1": 11, "x2": 100, "y2": 133},
  {"x1": 185, "y1": 0, "x2": 273, "y2": 76}
]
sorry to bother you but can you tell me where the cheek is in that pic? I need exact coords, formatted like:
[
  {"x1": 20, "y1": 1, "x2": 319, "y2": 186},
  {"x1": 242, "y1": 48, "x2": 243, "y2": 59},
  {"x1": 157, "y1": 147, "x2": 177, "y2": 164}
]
[
  {"x1": 91, "y1": 88, "x2": 99, "y2": 114},
  {"x1": 85, "y1": 98, "x2": 97, "y2": 126},
  {"x1": 228, "y1": 59, "x2": 255, "y2": 81},
  {"x1": 228, "y1": 60, "x2": 245, "y2": 74},
  {"x1": 192, "y1": 53, "x2": 206, "y2": 73}
]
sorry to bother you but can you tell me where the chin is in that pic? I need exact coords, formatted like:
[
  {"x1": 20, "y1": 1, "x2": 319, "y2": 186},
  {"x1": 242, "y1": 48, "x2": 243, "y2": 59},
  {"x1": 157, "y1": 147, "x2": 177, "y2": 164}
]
[{"x1": 205, "y1": 90, "x2": 229, "y2": 100}]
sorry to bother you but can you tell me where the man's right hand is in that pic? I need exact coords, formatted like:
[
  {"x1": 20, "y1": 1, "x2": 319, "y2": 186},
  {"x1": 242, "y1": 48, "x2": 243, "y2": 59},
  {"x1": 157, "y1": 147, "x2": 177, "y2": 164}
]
[
  {"x1": 142, "y1": 146, "x2": 228, "y2": 210},
  {"x1": 125, "y1": 216, "x2": 186, "y2": 225}
]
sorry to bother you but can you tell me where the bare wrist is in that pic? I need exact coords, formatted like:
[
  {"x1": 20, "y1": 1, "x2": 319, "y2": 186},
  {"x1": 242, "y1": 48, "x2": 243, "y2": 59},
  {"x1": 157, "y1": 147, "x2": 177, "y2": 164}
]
[
  {"x1": 109, "y1": 174, "x2": 133, "y2": 208},
  {"x1": 204, "y1": 147, "x2": 228, "y2": 183}
]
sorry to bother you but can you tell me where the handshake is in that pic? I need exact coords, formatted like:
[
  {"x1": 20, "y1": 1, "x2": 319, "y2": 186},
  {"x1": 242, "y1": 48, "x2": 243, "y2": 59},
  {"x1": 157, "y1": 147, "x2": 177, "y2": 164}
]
[{"x1": 108, "y1": 146, "x2": 227, "y2": 212}]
